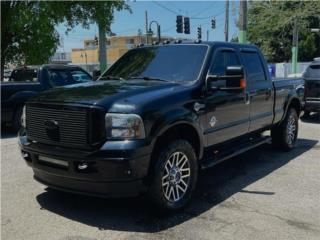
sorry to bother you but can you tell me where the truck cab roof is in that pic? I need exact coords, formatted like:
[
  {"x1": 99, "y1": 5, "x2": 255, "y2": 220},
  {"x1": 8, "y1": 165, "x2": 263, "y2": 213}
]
[{"x1": 138, "y1": 40, "x2": 259, "y2": 51}]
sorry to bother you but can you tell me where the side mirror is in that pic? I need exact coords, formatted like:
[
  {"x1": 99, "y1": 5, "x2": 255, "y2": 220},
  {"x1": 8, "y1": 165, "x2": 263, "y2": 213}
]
[
  {"x1": 92, "y1": 70, "x2": 101, "y2": 81},
  {"x1": 207, "y1": 65, "x2": 245, "y2": 91},
  {"x1": 225, "y1": 66, "x2": 243, "y2": 76}
]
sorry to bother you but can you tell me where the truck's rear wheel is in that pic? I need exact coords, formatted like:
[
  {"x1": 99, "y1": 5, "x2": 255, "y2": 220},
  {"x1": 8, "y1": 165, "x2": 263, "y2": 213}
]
[
  {"x1": 271, "y1": 108, "x2": 298, "y2": 151},
  {"x1": 149, "y1": 140, "x2": 198, "y2": 211}
]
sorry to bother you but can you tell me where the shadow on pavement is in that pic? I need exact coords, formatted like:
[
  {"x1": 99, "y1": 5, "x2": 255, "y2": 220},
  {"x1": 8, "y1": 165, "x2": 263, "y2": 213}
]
[
  {"x1": 300, "y1": 113, "x2": 320, "y2": 124},
  {"x1": 36, "y1": 138, "x2": 318, "y2": 233},
  {"x1": 0, "y1": 126, "x2": 18, "y2": 139}
]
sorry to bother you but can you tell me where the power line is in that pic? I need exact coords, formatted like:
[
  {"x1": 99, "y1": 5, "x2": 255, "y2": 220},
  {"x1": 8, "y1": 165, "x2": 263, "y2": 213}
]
[
  {"x1": 153, "y1": 1, "x2": 180, "y2": 15},
  {"x1": 190, "y1": 2, "x2": 223, "y2": 18},
  {"x1": 153, "y1": 1, "x2": 223, "y2": 20}
]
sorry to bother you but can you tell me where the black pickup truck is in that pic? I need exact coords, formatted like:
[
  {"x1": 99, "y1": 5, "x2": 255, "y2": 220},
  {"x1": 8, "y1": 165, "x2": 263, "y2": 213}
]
[
  {"x1": 1, "y1": 65, "x2": 92, "y2": 131},
  {"x1": 19, "y1": 42, "x2": 304, "y2": 211}
]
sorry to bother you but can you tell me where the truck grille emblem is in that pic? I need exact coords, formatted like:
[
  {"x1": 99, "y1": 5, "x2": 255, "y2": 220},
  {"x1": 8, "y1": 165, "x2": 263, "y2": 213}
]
[{"x1": 44, "y1": 119, "x2": 60, "y2": 141}]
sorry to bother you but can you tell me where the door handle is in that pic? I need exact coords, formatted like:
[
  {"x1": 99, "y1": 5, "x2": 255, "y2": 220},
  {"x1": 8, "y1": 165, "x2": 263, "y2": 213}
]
[
  {"x1": 265, "y1": 89, "x2": 272, "y2": 99},
  {"x1": 194, "y1": 102, "x2": 205, "y2": 112}
]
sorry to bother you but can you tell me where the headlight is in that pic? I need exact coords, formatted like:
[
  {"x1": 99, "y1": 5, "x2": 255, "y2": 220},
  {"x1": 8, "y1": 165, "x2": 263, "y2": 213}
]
[
  {"x1": 105, "y1": 113, "x2": 145, "y2": 139},
  {"x1": 21, "y1": 106, "x2": 26, "y2": 128}
]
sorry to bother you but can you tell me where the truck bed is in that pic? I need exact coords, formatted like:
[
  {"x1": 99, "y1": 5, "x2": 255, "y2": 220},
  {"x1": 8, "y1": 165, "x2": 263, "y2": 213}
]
[{"x1": 272, "y1": 77, "x2": 304, "y2": 123}]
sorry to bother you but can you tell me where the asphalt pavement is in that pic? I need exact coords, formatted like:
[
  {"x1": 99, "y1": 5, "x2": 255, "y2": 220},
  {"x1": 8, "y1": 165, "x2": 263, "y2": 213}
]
[{"x1": 1, "y1": 114, "x2": 320, "y2": 240}]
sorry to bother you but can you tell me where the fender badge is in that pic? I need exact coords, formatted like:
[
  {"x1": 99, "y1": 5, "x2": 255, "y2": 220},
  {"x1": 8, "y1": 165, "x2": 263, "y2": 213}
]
[{"x1": 209, "y1": 116, "x2": 217, "y2": 127}]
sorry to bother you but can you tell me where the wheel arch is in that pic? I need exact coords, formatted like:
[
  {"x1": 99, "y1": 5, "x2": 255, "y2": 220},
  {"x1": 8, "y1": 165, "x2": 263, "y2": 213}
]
[
  {"x1": 150, "y1": 121, "x2": 204, "y2": 161},
  {"x1": 279, "y1": 96, "x2": 301, "y2": 124}
]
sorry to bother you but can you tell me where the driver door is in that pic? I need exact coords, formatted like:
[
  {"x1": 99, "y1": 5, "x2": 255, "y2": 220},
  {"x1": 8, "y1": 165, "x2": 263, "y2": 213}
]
[{"x1": 204, "y1": 48, "x2": 250, "y2": 146}]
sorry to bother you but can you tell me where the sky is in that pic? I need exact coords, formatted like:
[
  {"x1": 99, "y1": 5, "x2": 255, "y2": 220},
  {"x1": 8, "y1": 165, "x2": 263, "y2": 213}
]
[{"x1": 56, "y1": 0, "x2": 239, "y2": 52}]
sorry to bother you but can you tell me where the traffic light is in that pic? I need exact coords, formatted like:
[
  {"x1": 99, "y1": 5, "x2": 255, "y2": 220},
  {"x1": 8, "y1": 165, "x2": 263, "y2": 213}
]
[
  {"x1": 94, "y1": 35, "x2": 98, "y2": 45},
  {"x1": 211, "y1": 18, "x2": 216, "y2": 29},
  {"x1": 184, "y1": 17, "x2": 190, "y2": 34},
  {"x1": 176, "y1": 15, "x2": 183, "y2": 33},
  {"x1": 197, "y1": 26, "x2": 202, "y2": 40}
]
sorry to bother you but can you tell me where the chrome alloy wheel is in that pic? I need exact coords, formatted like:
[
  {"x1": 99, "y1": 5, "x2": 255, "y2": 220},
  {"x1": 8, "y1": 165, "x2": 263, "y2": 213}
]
[
  {"x1": 162, "y1": 152, "x2": 191, "y2": 202},
  {"x1": 287, "y1": 114, "x2": 296, "y2": 145}
]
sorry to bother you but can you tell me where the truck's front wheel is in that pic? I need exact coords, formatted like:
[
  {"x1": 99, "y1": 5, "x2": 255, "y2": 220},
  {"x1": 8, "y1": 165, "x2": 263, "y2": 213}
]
[
  {"x1": 149, "y1": 140, "x2": 198, "y2": 211},
  {"x1": 271, "y1": 108, "x2": 299, "y2": 151}
]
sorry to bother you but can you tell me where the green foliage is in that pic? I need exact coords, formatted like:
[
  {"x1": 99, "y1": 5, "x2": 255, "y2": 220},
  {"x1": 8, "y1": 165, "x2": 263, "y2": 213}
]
[
  {"x1": 247, "y1": 1, "x2": 320, "y2": 62},
  {"x1": 1, "y1": 1, "x2": 60, "y2": 66},
  {"x1": 1, "y1": 1, "x2": 130, "y2": 78}
]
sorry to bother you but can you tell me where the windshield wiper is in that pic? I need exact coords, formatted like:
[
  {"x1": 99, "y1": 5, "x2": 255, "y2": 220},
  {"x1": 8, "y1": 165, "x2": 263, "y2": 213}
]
[
  {"x1": 99, "y1": 75, "x2": 125, "y2": 81},
  {"x1": 129, "y1": 76, "x2": 172, "y2": 82}
]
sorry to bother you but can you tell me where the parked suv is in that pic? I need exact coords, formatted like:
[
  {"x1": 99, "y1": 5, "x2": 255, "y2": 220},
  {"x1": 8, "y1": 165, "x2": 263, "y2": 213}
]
[
  {"x1": 19, "y1": 42, "x2": 303, "y2": 211},
  {"x1": 303, "y1": 58, "x2": 320, "y2": 116}
]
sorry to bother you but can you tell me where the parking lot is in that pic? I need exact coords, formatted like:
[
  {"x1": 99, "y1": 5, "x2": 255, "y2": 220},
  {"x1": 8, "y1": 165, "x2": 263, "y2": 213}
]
[{"x1": 1, "y1": 114, "x2": 320, "y2": 240}]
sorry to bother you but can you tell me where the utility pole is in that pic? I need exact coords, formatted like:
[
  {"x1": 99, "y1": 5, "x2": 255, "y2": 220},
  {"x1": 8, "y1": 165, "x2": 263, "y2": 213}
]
[
  {"x1": 207, "y1": 30, "x2": 209, "y2": 41},
  {"x1": 157, "y1": 25, "x2": 161, "y2": 42},
  {"x1": 291, "y1": 17, "x2": 298, "y2": 74},
  {"x1": 138, "y1": 29, "x2": 142, "y2": 44},
  {"x1": 224, "y1": 0, "x2": 229, "y2": 42},
  {"x1": 98, "y1": 22, "x2": 107, "y2": 72},
  {"x1": 239, "y1": 0, "x2": 247, "y2": 43},
  {"x1": 145, "y1": 11, "x2": 148, "y2": 44}
]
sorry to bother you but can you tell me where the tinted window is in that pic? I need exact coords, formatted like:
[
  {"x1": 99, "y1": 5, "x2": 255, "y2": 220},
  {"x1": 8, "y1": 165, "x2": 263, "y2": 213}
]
[
  {"x1": 241, "y1": 52, "x2": 266, "y2": 82},
  {"x1": 10, "y1": 69, "x2": 38, "y2": 82},
  {"x1": 70, "y1": 70, "x2": 92, "y2": 82},
  {"x1": 48, "y1": 69, "x2": 70, "y2": 86},
  {"x1": 48, "y1": 69, "x2": 92, "y2": 87},
  {"x1": 101, "y1": 45, "x2": 208, "y2": 82},
  {"x1": 303, "y1": 64, "x2": 320, "y2": 79},
  {"x1": 210, "y1": 50, "x2": 240, "y2": 75}
]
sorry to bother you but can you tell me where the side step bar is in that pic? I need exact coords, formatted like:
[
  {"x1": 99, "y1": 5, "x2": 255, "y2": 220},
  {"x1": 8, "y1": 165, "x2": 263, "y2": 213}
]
[{"x1": 201, "y1": 136, "x2": 271, "y2": 169}]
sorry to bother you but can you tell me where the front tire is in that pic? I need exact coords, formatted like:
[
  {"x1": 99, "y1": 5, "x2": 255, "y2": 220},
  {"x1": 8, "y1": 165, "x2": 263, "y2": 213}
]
[
  {"x1": 271, "y1": 108, "x2": 299, "y2": 151},
  {"x1": 12, "y1": 106, "x2": 23, "y2": 133},
  {"x1": 149, "y1": 140, "x2": 198, "y2": 211}
]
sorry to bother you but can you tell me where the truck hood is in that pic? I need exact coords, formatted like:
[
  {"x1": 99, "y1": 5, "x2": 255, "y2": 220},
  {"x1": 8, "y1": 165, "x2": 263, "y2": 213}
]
[{"x1": 30, "y1": 80, "x2": 185, "y2": 111}]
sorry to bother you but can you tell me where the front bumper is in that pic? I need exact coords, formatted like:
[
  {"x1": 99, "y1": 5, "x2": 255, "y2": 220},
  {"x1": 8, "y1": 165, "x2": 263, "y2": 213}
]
[
  {"x1": 19, "y1": 133, "x2": 152, "y2": 197},
  {"x1": 305, "y1": 100, "x2": 320, "y2": 112}
]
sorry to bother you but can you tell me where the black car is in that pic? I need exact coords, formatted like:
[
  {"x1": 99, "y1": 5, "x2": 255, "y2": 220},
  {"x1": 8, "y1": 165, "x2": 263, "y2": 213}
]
[
  {"x1": 303, "y1": 58, "x2": 320, "y2": 116},
  {"x1": 19, "y1": 42, "x2": 303, "y2": 211},
  {"x1": 1, "y1": 64, "x2": 92, "y2": 131}
]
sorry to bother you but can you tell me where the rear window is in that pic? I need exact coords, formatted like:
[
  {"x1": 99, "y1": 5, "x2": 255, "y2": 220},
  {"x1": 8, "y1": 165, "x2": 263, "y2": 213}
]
[
  {"x1": 304, "y1": 64, "x2": 320, "y2": 78},
  {"x1": 10, "y1": 69, "x2": 38, "y2": 82}
]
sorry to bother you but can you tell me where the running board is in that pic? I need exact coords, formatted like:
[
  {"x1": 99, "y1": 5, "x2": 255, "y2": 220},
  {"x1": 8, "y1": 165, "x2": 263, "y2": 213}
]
[{"x1": 201, "y1": 136, "x2": 271, "y2": 169}]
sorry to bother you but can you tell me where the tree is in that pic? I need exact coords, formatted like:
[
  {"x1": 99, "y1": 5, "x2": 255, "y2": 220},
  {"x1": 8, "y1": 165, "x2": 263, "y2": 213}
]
[
  {"x1": 1, "y1": 1, "x2": 60, "y2": 79},
  {"x1": 1, "y1": 1, "x2": 130, "y2": 80},
  {"x1": 246, "y1": 1, "x2": 320, "y2": 62},
  {"x1": 62, "y1": 2, "x2": 131, "y2": 72}
]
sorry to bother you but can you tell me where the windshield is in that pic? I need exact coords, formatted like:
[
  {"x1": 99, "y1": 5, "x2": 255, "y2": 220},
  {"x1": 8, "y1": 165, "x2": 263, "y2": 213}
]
[{"x1": 100, "y1": 45, "x2": 208, "y2": 82}]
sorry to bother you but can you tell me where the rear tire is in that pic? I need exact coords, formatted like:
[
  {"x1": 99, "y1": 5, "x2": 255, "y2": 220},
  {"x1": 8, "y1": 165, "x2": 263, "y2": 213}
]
[
  {"x1": 148, "y1": 140, "x2": 198, "y2": 211},
  {"x1": 271, "y1": 108, "x2": 298, "y2": 151}
]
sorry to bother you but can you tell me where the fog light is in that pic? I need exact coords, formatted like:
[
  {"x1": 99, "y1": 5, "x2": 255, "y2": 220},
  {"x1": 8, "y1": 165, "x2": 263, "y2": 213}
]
[{"x1": 21, "y1": 151, "x2": 31, "y2": 162}]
